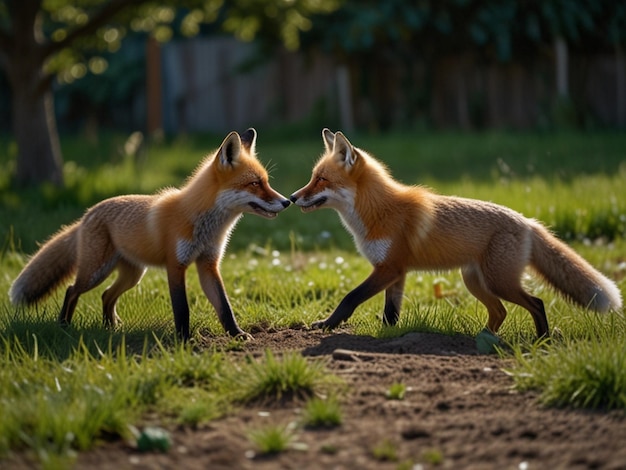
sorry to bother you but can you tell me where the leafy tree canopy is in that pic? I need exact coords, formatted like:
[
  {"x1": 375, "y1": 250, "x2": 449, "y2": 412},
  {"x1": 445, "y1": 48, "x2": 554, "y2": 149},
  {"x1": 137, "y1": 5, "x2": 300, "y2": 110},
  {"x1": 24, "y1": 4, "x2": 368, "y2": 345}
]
[
  {"x1": 0, "y1": 0, "x2": 340, "y2": 186},
  {"x1": 304, "y1": 0, "x2": 626, "y2": 61},
  {"x1": 0, "y1": 0, "x2": 340, "y2": 86}
]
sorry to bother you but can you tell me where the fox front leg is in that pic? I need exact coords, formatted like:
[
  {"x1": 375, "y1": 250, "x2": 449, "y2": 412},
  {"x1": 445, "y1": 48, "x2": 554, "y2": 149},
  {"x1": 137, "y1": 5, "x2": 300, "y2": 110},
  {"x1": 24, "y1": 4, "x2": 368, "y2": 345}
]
[
  {"x1": 312, "y1": 265, "x2": 403, "y2": 330},
  {"x1": 196, "y1": 257, "x2": 250, "y2": 339},
  {"x1": 167, "y1": 264, "x2": 191, "y2": 341}
]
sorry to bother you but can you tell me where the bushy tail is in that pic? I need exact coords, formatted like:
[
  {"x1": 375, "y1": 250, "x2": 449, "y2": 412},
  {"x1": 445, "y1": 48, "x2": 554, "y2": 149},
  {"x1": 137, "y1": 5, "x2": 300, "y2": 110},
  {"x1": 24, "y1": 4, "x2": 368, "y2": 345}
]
[
  {"x1": 9, "y1": 222, "x2": 80, "y2": 305},
  {"x1": 530, "y1": 222, "x2": 622, "y2": 312}
]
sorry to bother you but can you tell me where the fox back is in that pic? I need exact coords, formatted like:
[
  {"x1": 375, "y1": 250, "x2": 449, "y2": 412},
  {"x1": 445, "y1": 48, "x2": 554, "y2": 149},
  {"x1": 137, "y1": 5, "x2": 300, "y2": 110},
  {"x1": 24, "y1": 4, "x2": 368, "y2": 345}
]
[{"x1": 291, "y1": 129, "x2": 622, "y2": 338}]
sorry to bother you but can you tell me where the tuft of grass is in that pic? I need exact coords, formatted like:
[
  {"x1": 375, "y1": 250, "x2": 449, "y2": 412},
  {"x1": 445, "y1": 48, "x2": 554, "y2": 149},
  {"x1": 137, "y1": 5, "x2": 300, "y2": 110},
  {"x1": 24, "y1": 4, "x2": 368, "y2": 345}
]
[
  {"x1": 0, "y1": 336, "x2": 148, "y2": 458},
  {"x1": 247, "y1": 422, "x2": 297, "y2": 456},
  {"x1": 397, "y1": 460, "x2": 418, "y2": 470},
  {"x1": 302, "y1": 396, "x2": 342, "y2": 428},
  {"x1": 0, "y1": 333, "x2": 233, "y2": 462},
  {"x1": 506, "y1": 336, "x2": 626, "y2": 410},
  {"x1": 385, "y1": 382, "x2": 407, "y2": 400},
  {"x1": 422, "y1": 447, "x2": 445, "y2": 465},
  {"x1": 235, "y1": 350, "x2": 332, "y2": 404},
  {"x1": 371, "y1": 438, "x2": 398, "y2": 462},
  {"x1": 178, "y1": 400, "x2": 216, "y2": 427}
]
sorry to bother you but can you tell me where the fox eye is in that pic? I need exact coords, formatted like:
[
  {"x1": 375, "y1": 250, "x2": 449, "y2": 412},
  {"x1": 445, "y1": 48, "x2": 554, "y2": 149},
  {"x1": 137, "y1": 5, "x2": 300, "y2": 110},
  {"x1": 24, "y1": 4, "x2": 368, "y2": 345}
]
[
  {"x1": 249, "y1": 180, "x2": 261, "y2": 187},
  {"x1": 316, "y1": 176, "x2": 327, "y2": 183}
]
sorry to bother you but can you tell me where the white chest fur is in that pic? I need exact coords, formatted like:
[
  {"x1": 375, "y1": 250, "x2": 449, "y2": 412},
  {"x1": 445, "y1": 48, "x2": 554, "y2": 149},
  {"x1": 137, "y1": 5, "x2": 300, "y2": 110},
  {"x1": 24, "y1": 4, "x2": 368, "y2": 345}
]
[
  {"x1": 176, "y1": 207, "x2": 241, "y2": 266},
  {"x1": 338, "y1": 206, "x2": 391, "y2": 266}
]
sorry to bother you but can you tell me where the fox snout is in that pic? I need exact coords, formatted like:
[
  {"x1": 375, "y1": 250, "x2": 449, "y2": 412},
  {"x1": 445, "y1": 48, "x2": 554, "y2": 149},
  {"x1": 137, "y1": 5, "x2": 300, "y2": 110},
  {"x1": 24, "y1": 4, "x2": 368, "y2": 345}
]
[
  {"x1": 272, "y1": 193, "x2": 291, "y2": 210},
  {"x1": 266, "y1": 185, "x2": 291, "y2": 209},
  {"x1": 248, "y1": 188, "x2": 291, "y2": 219},
  {"x1": 249, "y1": 193, "x2": 290, "y2": 219},
  {"x1": 290, "y1": 188, "x2": 328, "y2": 213},
  {"x1": 289, "y1": 187, "x2": 308, "y2": 204},
  {"x1": 290, "y1": 191, "x2": 306, "y2": 207}
]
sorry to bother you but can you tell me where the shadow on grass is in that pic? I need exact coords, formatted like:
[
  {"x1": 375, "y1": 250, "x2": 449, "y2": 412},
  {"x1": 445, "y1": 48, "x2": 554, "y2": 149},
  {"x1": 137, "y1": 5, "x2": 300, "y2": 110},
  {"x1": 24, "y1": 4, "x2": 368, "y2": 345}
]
[
  {"x1": 0, "y1": 316, "x2": 176, "y2": 362},
  {"x1": 302, "y1": 330, "x2": 479, "y2": 358}
]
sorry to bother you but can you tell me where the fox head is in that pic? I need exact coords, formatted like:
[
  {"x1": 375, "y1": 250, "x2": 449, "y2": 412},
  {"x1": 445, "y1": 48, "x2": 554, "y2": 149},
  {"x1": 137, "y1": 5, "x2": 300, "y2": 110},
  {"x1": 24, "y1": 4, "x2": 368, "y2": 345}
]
[
  {"x1": 197, "y1": 129, "x2": 290, "y2": 218},
  {"x1": 290, "y1": 128, "x2": 365, "y2": 214}
]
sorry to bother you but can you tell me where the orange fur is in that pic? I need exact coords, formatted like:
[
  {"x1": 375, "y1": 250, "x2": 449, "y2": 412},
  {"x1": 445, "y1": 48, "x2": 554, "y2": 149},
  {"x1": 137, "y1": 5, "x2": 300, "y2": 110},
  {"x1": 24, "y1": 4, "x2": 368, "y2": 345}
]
[
  {"x1": 10, "y1": 129, "x2": 290, "y2": 340},
  {"x1": 291, "y1": 129, "x2": 622, "y2": 337}
]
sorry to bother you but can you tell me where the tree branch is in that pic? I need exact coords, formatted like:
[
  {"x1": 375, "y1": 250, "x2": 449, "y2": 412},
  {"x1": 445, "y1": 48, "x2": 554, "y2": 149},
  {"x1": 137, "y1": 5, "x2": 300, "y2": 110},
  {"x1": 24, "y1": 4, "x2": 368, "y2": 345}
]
[{"x1": 42, "y1": 0, "x2": 146, "y2": 59}]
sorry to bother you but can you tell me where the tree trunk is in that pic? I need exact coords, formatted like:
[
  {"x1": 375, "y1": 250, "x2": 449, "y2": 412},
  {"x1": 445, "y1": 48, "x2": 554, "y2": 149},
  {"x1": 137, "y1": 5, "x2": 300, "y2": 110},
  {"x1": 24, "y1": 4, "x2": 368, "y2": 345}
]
[
  {"x1": 4, "y1": 0, "x2": 64, "y2": 187},
  {"x1": 11, "y1": 75, "x2": 64, "y2": 186}
]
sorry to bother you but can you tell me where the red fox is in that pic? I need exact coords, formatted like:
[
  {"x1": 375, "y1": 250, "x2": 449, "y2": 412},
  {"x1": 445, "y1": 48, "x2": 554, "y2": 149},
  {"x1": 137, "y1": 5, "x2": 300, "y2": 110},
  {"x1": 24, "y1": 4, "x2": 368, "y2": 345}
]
[
  {"x1": 10, "y1": 129, "x2": 290, "y2": 340},
  {"x1": 290, "y1": 129, "x2": 623, "y2": 337}
]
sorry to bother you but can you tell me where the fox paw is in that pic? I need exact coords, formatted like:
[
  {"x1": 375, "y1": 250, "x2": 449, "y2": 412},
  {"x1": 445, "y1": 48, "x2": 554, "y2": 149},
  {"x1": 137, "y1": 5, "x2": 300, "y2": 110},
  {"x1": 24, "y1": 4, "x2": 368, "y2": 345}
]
[
  {"x1": 311, "y1": 320, "x2": 335, "y2": 331},
  {"x1": 233, "y1": 331, "x2": 254, "y2": 342}
]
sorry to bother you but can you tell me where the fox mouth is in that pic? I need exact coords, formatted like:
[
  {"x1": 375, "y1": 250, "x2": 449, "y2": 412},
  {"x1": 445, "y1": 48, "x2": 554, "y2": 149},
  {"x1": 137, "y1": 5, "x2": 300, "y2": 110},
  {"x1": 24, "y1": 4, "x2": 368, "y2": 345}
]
[
  {"x1": 300, "y1": 197, "x2": 327, "y2": 213},
  {"x1": 249, "y1": 202, "x2": 279, "y2": 219}
]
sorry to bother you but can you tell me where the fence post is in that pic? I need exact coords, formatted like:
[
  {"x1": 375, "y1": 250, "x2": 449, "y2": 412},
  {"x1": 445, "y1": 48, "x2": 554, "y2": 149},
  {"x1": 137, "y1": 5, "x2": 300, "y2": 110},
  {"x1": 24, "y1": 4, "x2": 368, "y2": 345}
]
[
  {"x1": 146, "y1": 36, "x2": 163, "y2": 136},
  {"x1": 337, "y1": 65, "x2": 354, "y2": 132}
]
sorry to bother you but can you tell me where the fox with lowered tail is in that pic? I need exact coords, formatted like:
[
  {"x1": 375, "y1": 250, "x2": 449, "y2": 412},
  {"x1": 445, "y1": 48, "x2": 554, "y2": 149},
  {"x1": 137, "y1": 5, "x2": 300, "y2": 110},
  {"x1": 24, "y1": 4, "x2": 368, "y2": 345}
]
[
  {"x1": 10, "y1": 129, "x2": 290, "y2": 340},
  {"x1": 290, "y1": 129, "x2": 622, "y2": 337}
]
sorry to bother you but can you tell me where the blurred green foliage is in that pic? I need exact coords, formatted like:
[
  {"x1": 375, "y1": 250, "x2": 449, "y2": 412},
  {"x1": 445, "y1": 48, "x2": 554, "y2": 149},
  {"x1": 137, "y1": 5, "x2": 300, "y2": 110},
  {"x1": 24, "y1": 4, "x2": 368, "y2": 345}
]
[{"x1": 304, "y1": 0, "x2": 626, "y2": 60}]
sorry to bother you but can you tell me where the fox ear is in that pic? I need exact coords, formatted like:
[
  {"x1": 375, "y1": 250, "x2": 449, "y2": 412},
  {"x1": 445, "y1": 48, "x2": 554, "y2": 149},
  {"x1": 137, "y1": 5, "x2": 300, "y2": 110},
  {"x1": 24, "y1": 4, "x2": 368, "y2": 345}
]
[
  {"x1": 322, "y1": 128, "x2": 335, "y2": 152},
  {"x1": 218, "y1": 131, "x2": 242, "y2": 168},
  {"x1": 240, "y1": 128, "x2": 257, "y2": 154},
  {"x1": 333, "y1": 131, "x2": 357, "y2": 169}
]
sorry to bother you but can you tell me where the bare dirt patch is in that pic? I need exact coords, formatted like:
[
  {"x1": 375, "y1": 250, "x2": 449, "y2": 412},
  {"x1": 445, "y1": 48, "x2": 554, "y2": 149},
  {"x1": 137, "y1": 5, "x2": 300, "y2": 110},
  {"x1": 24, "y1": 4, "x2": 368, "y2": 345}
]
[{"x1": 14, "y1": 328, "x2": 626, "y2": 469}]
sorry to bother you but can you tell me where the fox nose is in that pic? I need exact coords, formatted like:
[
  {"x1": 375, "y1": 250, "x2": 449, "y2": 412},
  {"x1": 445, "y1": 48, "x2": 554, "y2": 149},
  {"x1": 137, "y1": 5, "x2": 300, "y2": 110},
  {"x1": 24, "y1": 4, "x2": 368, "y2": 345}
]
[
  {"x1": 289, "y1": 194, "x2": 298, "y2": 203},
  {"x1": 281, "y1": 199, "x2": 291, "y2": 208}
]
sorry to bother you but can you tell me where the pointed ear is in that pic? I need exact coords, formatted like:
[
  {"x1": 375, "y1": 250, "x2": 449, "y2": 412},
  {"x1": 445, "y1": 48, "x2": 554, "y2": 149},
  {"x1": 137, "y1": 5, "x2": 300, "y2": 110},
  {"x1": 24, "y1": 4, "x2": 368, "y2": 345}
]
[
  {"x1": 333, "y1": 131, "x2": 357, "y2": 169},
  {"x1": 218, "y1": 131, "x2": 242, "y2": 168},
  {"x1": 322, "y1": 128, "x2": 335, "y2": 152},
  {"x1": 240, "y1": 128, "x2": 257, "y2": 153}
]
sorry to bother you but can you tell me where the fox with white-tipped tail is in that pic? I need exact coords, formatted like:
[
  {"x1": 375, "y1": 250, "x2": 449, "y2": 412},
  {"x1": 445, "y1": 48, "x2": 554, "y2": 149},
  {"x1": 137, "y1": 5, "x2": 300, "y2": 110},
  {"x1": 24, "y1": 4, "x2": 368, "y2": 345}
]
[{"x1": 290, "y1": 129, "x2": 622, "y2": 337}]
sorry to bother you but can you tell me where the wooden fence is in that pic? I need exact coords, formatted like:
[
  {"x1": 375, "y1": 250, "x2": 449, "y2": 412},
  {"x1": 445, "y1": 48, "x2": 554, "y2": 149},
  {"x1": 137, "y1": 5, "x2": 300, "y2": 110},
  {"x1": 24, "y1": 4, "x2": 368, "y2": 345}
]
[{"x1": 148, "y1": 37, "x2": 625, "y2": 133}]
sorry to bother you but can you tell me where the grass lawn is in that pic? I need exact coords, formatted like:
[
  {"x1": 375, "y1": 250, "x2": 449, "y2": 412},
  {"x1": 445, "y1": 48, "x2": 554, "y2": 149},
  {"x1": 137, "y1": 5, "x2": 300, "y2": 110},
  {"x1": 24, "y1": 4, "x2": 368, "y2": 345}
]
[{"x1": 0, "y1": 130, "x2": 625, "y2": 465}]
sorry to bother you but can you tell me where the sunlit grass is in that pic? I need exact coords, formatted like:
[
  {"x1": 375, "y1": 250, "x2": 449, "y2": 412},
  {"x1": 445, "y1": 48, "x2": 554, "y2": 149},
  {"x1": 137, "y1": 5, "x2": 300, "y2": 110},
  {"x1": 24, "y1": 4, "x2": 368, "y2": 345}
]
[
  {"x1": 1, "y1": 239, "x2": 624, "y2": 346},
  {"x1": 385, "y1": 382, "x2": 407, "y2": 401},
  {"x1": 2, "y1": 131, "x2": 625, "y2": 255},
  {"x1": 0, "y1": 131, "x2": 625, "y2": 464},
  {"x1": 233, "y1": 350, "x2": 333, "y2": 404},
  {"x1": 247, "y1": 422, "x2": 297, "y2": 456},
  {"x1": 0, "y1": 336, "x2": 204, "y2": 458},
  {"x1": 301, "y1": 396, "x2": 342, "y2": 428},
  {"x1": 506, "y1": 334, "x2": 626, "y2": 410}
]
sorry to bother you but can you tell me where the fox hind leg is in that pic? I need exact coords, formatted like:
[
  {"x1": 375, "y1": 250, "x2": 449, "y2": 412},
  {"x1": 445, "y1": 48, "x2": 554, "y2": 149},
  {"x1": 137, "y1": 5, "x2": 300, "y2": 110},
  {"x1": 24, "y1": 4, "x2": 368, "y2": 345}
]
[
  {"x1": 383, "y1": 273, "x2": 406, "y2": 326},
  {"x1": 479, "y1": 233, "x2": 549, "y2": 338},
  {"x1": 492, "y1": 285, "x2": 548, "y2": 338},
  {"x1": 59, "y1": 239, "x2": 119, "y2": 326},
  {"x1": 102, "y1": 259, "x2": 146, "y2": 328},
  {"x1": 461, "y1": 264, "x2": 508, "y2": 333}
]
